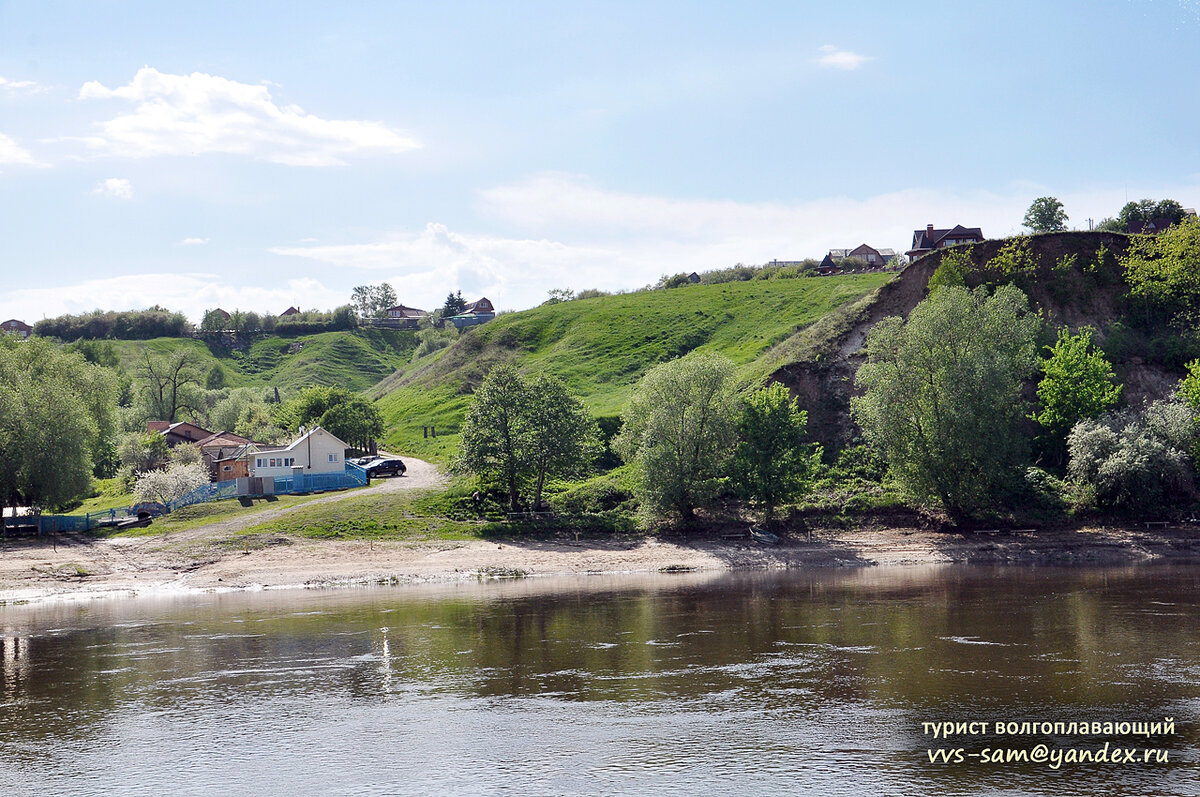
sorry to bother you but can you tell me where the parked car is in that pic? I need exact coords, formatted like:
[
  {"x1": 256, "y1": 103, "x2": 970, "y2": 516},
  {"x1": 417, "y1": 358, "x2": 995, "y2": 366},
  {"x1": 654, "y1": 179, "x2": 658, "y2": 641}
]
[
  {"x1": 352, "y1": 455, "x2": 382, "y2": 466},
  {"x1": 365, "y1": 458, "x2": 406, "y2": 477}
]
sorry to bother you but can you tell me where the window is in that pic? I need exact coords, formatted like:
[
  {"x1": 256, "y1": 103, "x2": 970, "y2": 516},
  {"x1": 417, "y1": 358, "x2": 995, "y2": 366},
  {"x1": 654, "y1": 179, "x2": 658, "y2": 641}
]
[
  {"x1": 256, "y1": 458, "x2": 263, "y2": 467},
  {"x1": 328, "y1": 453, "x2": 338, "y2": 462},
  {"x1": 269, "y1": 458, "x2": 277, "y2": 467},
  {"x1": 222, "y1": 466, "x2": 232, "y2": 472}
]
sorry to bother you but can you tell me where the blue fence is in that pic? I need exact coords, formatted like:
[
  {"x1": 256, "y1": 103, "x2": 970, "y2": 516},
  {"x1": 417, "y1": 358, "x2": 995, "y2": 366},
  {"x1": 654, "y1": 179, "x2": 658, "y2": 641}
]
[
  {"x1": 167, "y1": 479, "x2": 239, "y2": 513},
  {"x1": 272, "y1": 468, "x2": 367, "y2": 496}
]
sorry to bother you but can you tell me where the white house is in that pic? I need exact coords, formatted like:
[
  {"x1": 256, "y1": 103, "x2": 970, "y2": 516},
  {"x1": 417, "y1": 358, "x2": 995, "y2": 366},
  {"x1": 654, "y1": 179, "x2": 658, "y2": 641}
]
[{"x1": 249, "y1": 426, "x2": 350, "y2": 480}]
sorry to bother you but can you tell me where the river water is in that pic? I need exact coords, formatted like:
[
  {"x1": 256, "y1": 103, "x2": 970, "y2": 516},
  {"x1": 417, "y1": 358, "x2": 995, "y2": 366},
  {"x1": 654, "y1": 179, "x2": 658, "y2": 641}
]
[{"x1": 1, "y1": 565, "x2": 1198, "y2": 796}]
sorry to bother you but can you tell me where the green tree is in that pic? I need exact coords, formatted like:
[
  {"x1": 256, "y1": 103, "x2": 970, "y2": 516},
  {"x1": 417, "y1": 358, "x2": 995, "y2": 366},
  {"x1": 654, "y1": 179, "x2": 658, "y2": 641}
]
[
  {"x1": 1023, "y1": 197, "x2": 1069, "y2": 233},
  {"x1": 1117, "y1": 198, "x2": 1188, "y2": 230},
  {"x1": 614, "y1": 351, "x2": 739, "y2": 523},
  {"x1": 351, "y1": 283, "x2": 398, "y2": 319},
  {"x1": 200, "y1": 309, "x2": 228, "y2": 335},
  {"x1": 734, "y1": 382, "x2": 822, "y2": 524},
  {"x1": 523, "y1": 375, "x2": 599, "y2": 510},
  {"x1": 443, "y1": 290, "x2": 466, "y2": 316},
  {"x1": 927, "y1": 250, "x2": 971, "y2": 291},
  {"x1": 455, "y1": 365, "x2": 597, "y2": 511},
  {"x1": 0, "y1": 338, "x2": 117, "y2": 515},
  {"x1": 1033, "y1": 327, "x2": 1122, "y2": 465},
  {"x1": 1177, "y1": 358, "x2": 1200, "y2": 411},
  {"x1": 318, "y1": 395, "x2": 384, "y2": 452},
  {"x1": 456, "y1": 364, "x2": 529, "y2": 511},
  {"x1": 1120, "y1": 216, "x2": 1200, "y2": 324},
  {"x1": 273, "y1": 385, "x2": 383, "y2": 449},
  {"x1": 850, "y1": 285, "x2": 1040, "y2": 518}
]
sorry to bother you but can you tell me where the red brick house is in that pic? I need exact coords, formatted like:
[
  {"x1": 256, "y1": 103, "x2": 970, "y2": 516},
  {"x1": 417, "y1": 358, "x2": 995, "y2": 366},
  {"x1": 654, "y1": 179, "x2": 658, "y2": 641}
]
[
  {"x1": 1, "y1": 319, "x2": 32, "y2": 339},
  {"x1": 280, "y1": 306, "x2": 300, "y2": 316}
]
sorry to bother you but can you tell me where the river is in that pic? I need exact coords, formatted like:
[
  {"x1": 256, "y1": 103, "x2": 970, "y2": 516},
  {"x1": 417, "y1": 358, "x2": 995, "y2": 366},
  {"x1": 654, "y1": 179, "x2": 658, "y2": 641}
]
[{"x1": 1, "y1": 565, "x2": 1197, "y2": 795}]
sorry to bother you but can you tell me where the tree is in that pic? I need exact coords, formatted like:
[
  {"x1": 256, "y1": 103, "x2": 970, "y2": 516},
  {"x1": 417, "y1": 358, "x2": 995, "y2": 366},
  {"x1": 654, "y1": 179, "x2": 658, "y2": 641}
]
[
  {"x1": 1120, "y1": 216, "x2": 1200, "y2": 324},
  {"x1": 1033, "y1": 327, "x2": 1122, "y2": 465},
  {"x1": 523, "y1": 375, "x2": 599, "y2": 510},
  {"x1": 0, "y1": 338, "x2": 117, "y2": 515},
  {"x1": 1023, "y1": 197, "x2": 1069, "y2": 233},
  {"x1": 1177, "y1": 358, "x2": 1200, "y2": 411},
  {"x1": 133, "y1": 461, "x2": 210, "y2": 506},
  {"x1": 456, "y1": 365, "x2": 597, "y2": 511},
  {"x1": 850, "y1": 284, "x2": 1040, "y2": 518},
  {"x1": 614, "y1": 351, "x2": 739, "y2": 522},
  {"x1": 273, "y1": 385, "x2": 384, "y2": 450},
  {"x1": 138, "y1": 348, "x2": 205, "y2": 423},
  {"x1": 734, "y1": 382, "x2": 822, "y2": 524},
  {"x1": 200, "y1": 309, "x2": 228, "y2": 335},
  {"x1": 456, "y1": 364, "x2": 529, "y2": 511},
  {"x1": 443, "y1": 290, "x2": 466, "y2": 316},
  {"x1": 318, "y1": 396, "x2": 384, "y2": 452},
  {"x1": 1117, "y1": 198, "x2": 1187, "y2": 230},
  {"x1": 927, "y1": 250, "x2": 971, "y2": 291},
  {"x1": 351, "y1": 283, "x2": 398, "y2": 319}
]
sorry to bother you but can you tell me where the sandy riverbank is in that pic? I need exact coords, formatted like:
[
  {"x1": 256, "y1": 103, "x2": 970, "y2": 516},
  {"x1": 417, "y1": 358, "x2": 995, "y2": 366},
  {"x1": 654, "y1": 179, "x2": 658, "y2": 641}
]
[{"x1": 2, "y1": 518, "x2": 1199, "y2": 605}]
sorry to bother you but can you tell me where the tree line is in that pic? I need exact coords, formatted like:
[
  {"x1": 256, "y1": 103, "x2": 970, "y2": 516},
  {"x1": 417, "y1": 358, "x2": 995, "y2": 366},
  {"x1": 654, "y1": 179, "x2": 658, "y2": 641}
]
[{"x1": 455, "y1": 217, "x2": 1200, "y2": 526}]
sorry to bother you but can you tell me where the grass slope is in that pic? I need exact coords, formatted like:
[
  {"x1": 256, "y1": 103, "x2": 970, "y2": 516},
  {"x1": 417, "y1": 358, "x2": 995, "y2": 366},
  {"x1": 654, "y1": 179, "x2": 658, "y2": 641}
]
[
  {"x1": 372, "y1": 274, "x2": 892, "y2": 462},
  {"x1": 110, "y1": 328, "x2": 419, "y2": 395}
]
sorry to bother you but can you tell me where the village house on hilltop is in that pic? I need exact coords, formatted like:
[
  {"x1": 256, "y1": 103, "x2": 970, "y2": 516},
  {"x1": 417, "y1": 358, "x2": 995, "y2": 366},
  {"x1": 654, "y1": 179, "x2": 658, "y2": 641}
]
[
  {"x1": 446, "y1": 297, "x2": 495, "y2": 329},
  {"x1": 1, "y1": 319, "x2": 32, "y2": 339},
  {"x1": 906, "y1": 223, "x2": 985, "y2": 260},
  {"x1": 819, "y1": 244, "x2": 898, "y2": 273}
]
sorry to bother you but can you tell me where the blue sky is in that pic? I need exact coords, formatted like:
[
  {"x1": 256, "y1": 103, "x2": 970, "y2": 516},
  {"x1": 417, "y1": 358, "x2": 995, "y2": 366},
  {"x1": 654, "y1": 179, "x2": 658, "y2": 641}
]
[{"x1": 2, "y1": 0, "x2": 1199, "y2": 322}]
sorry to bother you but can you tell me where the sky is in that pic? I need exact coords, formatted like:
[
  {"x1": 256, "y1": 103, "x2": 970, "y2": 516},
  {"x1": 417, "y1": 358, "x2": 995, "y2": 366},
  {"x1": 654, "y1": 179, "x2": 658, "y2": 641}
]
[{"x1": 2, "y1": 0, "x2": 1200, "y2": 323}]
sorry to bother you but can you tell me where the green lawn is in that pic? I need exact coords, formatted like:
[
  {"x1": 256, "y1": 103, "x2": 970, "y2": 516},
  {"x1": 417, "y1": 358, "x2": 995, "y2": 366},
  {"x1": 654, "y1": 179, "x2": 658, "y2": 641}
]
[
  {"x1": 91, "y1": 488, "x2": 366, "y2": 538},
  {"x1": 235, "y1": 488, "x2": 484, "y2": 541}
]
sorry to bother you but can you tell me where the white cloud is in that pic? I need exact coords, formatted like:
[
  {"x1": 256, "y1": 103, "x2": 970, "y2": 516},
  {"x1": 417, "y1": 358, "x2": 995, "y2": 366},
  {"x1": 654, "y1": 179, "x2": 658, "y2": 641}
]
[
  {"x1": 815, "y1": 45, "x2": 872, "y2": 70},
  {"x1": 93, "y1": 177, "x2": 133, "y2": 199},
  {"x1": 0, "y1": 76, "x2": 42, "y2": 93},
  {"x1": 178, "y1": 237, "x2": 209, "y2": 246},
  {"x1": 77, "y1": 67, "x2": 420, "y2": 166},
  {"x1": 271, "y1": 173, "x2": 1200, "y2": 312},
  {"x1": 0, "y1": 132, "x2": 40, "y2": 166},
  {"x1": 0, "y1": 273, "x2": 345, "y2": 325}
]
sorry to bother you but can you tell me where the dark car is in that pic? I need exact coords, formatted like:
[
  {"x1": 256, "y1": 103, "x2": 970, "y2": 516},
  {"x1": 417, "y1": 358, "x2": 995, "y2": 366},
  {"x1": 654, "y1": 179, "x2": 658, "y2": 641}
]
[
  {"x1": 365, "y1": 458, "x2": 406, "y2": 478},
  {"x1": 352, "y1": 455, "x2": 382, "y2": 466}
]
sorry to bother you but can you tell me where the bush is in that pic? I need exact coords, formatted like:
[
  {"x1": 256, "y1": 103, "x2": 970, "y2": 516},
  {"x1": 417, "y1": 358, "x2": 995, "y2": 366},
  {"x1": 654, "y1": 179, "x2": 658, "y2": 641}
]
[{"x1": 1067, "y1": 401, "x2": 1197, "y2": 513}]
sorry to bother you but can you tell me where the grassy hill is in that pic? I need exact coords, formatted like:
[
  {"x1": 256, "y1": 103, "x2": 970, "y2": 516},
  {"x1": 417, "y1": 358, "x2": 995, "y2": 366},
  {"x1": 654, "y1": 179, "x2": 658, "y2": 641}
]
[
  {"x1": 109, "y1": 328, "x2": 419, "y2": 395},
  {"x1": 370, "y1": 273, "x2": 894, "y2": 462}
]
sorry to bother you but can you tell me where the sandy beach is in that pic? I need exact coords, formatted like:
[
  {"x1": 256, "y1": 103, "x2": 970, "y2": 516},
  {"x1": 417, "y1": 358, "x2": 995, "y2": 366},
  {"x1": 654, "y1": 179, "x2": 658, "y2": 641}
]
[{"x1": 2, "y1": 458, "x2": 1199, "y2": 604}]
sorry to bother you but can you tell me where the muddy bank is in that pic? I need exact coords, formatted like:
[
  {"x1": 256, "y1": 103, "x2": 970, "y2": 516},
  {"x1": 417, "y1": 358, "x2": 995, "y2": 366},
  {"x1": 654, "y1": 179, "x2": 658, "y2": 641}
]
[{"x1": 2, "y1": 522, "x2": 1199, "y2": 605}]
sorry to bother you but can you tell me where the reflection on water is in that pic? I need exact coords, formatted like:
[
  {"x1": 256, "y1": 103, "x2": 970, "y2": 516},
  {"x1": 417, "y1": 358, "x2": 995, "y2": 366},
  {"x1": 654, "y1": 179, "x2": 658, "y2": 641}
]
[{"x1": 1, "y1": 566, "x2": 1198, "y2": 796}]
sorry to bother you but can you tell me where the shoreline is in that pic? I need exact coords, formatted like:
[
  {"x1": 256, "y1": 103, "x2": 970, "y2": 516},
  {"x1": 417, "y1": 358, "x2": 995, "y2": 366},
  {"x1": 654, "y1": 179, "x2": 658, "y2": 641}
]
[{"x1": 2, "y1": 522, "x2": 1199, "y2": 606}]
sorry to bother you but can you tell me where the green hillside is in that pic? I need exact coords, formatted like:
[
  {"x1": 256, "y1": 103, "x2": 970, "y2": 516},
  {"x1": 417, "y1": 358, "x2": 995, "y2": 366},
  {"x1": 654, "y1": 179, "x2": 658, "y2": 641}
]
[
  {"x1": 371, "y1": 273, "x2": 893, "y2": 462},
  {"x1": 110, "y1": 328, "x2": 419, "y2": 395}
]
